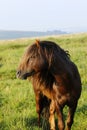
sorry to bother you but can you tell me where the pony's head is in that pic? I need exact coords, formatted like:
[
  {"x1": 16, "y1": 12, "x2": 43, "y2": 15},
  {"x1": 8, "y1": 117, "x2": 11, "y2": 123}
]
[{"x1": 16, "y1": 40, "x2": 48, "y2": 79}]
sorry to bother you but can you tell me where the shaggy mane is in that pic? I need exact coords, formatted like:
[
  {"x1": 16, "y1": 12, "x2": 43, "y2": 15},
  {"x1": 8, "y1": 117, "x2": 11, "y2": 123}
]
[
  {"x1": 39, "y1": 41, "x2": 70, "y2": 58},
  {"x1": 30, "y1": 41, "x2": 70, "y2": 87}
]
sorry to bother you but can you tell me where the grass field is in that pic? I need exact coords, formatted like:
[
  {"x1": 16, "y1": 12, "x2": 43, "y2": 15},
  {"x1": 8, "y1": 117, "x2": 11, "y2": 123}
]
[{"x1": 0, "y1": 33, "x2": 87, "y2": 130}]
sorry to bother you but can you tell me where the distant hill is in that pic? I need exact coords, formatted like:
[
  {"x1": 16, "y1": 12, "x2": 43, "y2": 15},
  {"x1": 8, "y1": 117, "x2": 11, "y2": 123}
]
[
  {"x1": 63, "y1": 27, "x2": 87, "y2": 34},
  {"x1": 0, "y1": 30, "x2": 67, "y2": 40}
]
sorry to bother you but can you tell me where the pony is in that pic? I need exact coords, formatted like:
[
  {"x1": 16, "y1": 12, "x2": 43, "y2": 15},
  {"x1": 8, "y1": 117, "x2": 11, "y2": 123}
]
[{"x1": 17, "y1": 40, "x2": 82, "y2": 130}]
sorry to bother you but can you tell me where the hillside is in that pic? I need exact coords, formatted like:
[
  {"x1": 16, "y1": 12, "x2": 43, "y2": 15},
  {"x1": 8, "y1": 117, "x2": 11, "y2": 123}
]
[
  {"x1": 0, "y1": 33, "x2": 87, "y2": 130},
  {"x1": 0, "y1": 30, "x2": 67, "y2": 40}
]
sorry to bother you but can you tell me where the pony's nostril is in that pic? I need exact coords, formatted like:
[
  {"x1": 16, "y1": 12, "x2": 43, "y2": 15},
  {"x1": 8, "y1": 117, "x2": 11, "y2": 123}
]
[{"x1": 17, "y1": 70, "x2": 21, "y2": 76}]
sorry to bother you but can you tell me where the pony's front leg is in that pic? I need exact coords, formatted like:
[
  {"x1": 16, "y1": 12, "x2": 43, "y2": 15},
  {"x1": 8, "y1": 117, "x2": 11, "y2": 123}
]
[
  {"x1": 34, "y1": 92, "x2": 42, "y2": 127},
  {"x1": 66, "y1": 102, "x2": 77, "y2": 130},
  {"x1": 49, "y1": 100, "x2": 55, "y2": 130},
  {"x1": 56, "y1": 103, "x2": 65, "y2": 130}
]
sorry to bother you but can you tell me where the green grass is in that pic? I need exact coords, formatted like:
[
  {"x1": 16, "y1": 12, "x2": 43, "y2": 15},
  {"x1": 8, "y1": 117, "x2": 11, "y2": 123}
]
[{"x1": 0, "y1": 33, "x2": 87, "y2": 130}]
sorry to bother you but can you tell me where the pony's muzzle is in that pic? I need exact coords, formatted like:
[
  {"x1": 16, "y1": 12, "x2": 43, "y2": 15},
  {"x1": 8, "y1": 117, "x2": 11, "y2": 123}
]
[{"x1": 16, "y1": 70, "x2": 21, "y2": 78}]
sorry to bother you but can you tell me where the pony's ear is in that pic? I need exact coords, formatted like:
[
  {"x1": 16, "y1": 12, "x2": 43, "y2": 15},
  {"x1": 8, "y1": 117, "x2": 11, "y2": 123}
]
[{"x1": 35, "y1": 39, "x2": 40, "y2": 47}]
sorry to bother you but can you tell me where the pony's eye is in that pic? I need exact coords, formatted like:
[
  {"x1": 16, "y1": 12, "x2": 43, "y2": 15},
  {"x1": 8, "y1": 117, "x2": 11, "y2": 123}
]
[
  {"x1": 27, "y1": 55, "x2": 36, "y2": 64},
  {"x1": 31, "y1": 55, "x2": 36, "y2": 58}
]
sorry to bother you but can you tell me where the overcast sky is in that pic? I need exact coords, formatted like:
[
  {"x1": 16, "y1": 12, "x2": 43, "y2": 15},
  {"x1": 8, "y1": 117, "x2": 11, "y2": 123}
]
[{"x1": 0, "y1": 0, "x2": 87, "y2": 31}]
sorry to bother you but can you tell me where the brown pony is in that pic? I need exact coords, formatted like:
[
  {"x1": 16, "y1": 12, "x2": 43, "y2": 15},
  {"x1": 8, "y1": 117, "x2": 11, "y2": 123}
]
[{"x1": 17, "y1": 40, "x2": 82, "y2": 130}]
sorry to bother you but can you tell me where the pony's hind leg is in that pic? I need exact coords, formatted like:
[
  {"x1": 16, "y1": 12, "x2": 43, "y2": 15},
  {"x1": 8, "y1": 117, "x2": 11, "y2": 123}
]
[
  {"x1": 66, "y1": 102, "x2": 77, "y2": 130},
  {"x1": 49, "y1": 100, "x2": 55, "y2": 130}
]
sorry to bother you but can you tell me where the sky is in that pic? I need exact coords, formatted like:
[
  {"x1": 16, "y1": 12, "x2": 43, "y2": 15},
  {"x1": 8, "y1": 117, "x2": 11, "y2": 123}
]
[{"x1": 0, "y1": 0, "x2": 87, "y2": 31}]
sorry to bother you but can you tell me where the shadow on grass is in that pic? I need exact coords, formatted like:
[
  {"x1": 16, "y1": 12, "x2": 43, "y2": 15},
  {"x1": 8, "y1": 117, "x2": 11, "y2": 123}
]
[
  {"x1": 24, "y1": 117, "x2": 50, "y2": 130},
  {"x1": 24, "y1": 116, "x2": 60, "y2": 130},
  {"x1": 24, "y1": 117, "x2": 38, "y2": 127}
]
